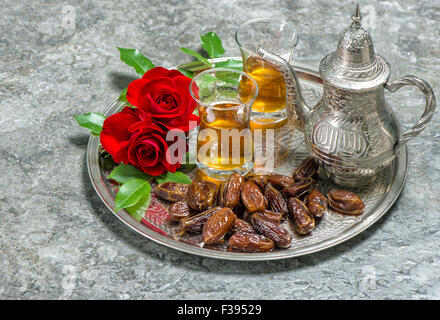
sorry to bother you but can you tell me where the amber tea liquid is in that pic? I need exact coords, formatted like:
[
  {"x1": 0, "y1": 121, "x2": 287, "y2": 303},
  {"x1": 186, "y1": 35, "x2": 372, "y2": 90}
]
[
  {"x1": 239, "y1": 55, "x2": 286, "y2": 114},
  {"x1": 197, "y1": 102, "x2": 253, "y2": 171}
]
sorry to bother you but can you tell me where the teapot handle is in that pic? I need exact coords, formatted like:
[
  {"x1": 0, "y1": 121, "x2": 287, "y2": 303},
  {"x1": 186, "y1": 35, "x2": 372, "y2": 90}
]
[{"x1": 385, "y1": 75, "x2": 436, "y2": 150}]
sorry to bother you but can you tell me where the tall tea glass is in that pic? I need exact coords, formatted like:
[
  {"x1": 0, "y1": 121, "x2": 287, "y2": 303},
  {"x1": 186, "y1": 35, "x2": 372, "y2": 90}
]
[
  {"x1": 190, "y1": 68, "x2": 258, "y2": 180},
  {"x1": 235, "y1": 18, "x2": 298, "y2": 125}
]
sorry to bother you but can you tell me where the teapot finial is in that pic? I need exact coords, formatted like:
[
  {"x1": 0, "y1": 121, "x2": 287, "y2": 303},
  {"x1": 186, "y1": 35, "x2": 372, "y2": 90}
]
[
  {"x1": 319, "y1": 3, "x2": 391, "y2": 90},
  {"x1": 351, "y1": 3, "x2": 362, "y2": 28}
]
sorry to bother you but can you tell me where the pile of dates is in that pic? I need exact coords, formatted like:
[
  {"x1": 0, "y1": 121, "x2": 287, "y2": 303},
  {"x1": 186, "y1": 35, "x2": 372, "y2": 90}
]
[{"x1": 155, "y1": 157, "x2": 365, "y2": 253}]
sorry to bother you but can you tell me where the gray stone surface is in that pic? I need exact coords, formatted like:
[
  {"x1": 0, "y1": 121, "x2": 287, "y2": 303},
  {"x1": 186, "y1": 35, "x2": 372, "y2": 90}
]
[{"x1": 0, "y1": 0, "x2": 439, "y2": 300}]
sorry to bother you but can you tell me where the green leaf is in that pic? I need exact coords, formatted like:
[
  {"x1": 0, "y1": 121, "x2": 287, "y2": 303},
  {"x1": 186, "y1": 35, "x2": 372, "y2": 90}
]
[
  {"x1": 178, "y1": 61, "x2": 212, "y2": 72},
  {"x1": 214, "y1": 59, "x2": 243, "y2": 70},
  {"x1": 155, "y1": 171, "x2": 192, "y2": 185},
  {"x1": 73, "y1": 112, "x2": 106, "y2": 136},
  {"x1": 114, "y1": 178, "x2": 151, "y2": 212},
  {"x1": 117, "y1": 47, "x2": 155, "y2": 76},
  {"x1": 125, "y1": 188, "x2": 152, "y2": 222},
  {"x1": 180, "y1": 47, "x2": 212, "y2": 66},
  {"x1": 177, "y1": 68, "x2": 194, "y2": 79},
  {"x1": 99, "y1": 149, "x2": 117, "y2": 171},
  {"x1": 196, "y1": 73, "x2": 218, "y2": 101},
  {"x1": 215, "y1": 70, "x2": 241, "y2": 86},
  {"x1": 119, "y1": 88, "x2": 127, "y2": 102},
  {"x1": 178, "y1": 152, "x2": 197, "y2": 172},
  {"x1": 200, "y1": 32, "x2": 226, "y2": 59},
  {"x1": 108, "y1": 163, "x2": 151, "y2": 184}
]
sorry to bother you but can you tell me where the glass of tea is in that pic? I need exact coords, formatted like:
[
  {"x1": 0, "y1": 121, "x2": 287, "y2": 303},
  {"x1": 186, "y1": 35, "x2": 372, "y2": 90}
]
[
  {"x1": 235, "y1": 18, "x2": 298, "y2": 125},
  {"x1": 190, "y1": 68, "x2": 259, "y2": 180}
]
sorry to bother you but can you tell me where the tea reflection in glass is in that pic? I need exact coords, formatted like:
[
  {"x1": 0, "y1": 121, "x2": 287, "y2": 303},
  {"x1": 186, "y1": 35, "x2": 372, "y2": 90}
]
[
  {"x1": 251, "y1": 117, "x2": 294, "y2": 171},
  {"x1": 189, "y1": 68, "x2": 259, "y2": 179},
  {"x1": 235, "y1": 18, "x2": 297, "y2": 124}
]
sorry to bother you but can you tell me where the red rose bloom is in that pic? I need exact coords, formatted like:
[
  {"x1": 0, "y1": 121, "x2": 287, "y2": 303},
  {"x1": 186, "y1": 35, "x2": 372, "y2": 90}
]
[
  {"x1": 99, "y1": 107, "x2": 149, "y2": 163},
  {"x1": 127, "y1": 126, "x2": 182, "y2": 176},
  {"x1": 100, "y1": 106, "x2": 182, "y2": 175},
  {"x1": 128, "y1": 128, "x2": 183, "y2": 176},
  {"x1": 126, "y1": 67, "x2": 199, "y2": 131}
]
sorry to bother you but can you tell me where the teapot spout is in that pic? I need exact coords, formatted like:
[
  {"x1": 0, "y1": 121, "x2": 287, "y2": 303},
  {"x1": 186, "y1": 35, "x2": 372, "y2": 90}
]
[{"x1": 257, "y1": 47, "x2": 311, "y2": 131}]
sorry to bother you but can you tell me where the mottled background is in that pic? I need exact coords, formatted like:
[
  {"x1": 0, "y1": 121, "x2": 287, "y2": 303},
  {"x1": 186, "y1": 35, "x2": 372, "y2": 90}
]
[{"x1": 0, "y1": 0, "x2": 439, "y2": 299}]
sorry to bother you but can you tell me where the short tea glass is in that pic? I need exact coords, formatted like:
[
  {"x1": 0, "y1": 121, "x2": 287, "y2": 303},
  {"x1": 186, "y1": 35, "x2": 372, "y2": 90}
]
[
  {"x1": 190, "y1": 68, "x2": 259, "y2": 180},
  {"x1": 235, "y1": 18, "x2": 298, "y2": 124}
]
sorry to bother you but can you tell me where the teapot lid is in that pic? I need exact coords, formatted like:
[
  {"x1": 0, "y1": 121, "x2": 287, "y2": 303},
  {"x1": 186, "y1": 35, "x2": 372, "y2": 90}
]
[{"x1": 319, "y1": 4, "x2": 390, "y2": 90}]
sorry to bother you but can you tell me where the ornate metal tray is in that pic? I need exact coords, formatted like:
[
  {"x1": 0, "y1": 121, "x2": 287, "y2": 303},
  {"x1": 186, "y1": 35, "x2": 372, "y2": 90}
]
[{"x1": 87, "y1": 58, "x2": 408, "y2": 261}]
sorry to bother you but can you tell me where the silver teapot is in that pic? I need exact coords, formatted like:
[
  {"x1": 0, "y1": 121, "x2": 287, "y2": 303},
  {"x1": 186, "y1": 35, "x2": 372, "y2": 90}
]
[{"x1": 258, "y1": 4, "x2": 436, "y2": 186}]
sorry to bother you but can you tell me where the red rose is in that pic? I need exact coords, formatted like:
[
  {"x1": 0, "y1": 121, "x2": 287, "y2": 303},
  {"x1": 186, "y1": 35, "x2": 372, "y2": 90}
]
[
  {"x1": 100, "y1": 106, "x2": 183, "y2": 175},
  {"x1": 127, "y1": 127, "x2": 183, "y2": 176},
  {"x1": 126, "y1": 67, "x2": 199, "y2": 131}
]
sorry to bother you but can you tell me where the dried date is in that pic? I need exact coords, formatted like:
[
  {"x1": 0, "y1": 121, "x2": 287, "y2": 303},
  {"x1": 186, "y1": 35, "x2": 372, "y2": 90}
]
[
  {"x1": 305, "y1": 189, "x2": 327, "y2": 218},
  {"x1": 264, "y1": 183, "x2": 288, "y2": 216},
  {"x1": 287, "y1": 197, "x2": 315, "y2": 235},
  {"x1": 155, "y1": 182, "x2": 189, "y2": 202},
  {"x1": 217, "y1": 182, "x2": 227, "y2": 206},
  {"x1": 247, "y1": 174, "x2": 268, "y2": 190},
  {"x1": 187, "y1": 181, "x2": 218, "y2": 211},
  {"x1": 251, "y1": 212, "x2": 292, "y2": 248},
  {"x1": 293, "y1": 157, "x2": 318, "y2": 181},
  {"x1": 253, "y1": 210, "x2": 284, "y2": 224},
  {"x1": 233, "y1": 218, "x2": 255, "y2": 234},
  {"x1": 327, "y1": 190, "x2": 365, "y2": 215},
  {"x1": 228, "y1": 232, "x2": 274, "y2": 253},
  {"x1": 180, "y1": 206, "x2": 222, "y2": 233},
  {"x1": 267, "y1": 174, "x2": 294, "y2": 190},
  {"x1": 219, "y1": 172, "x2": 244, "y2": 208},
  {"x1": 203, "y1": 208, "x2": 237, "y2": 245},
  {"x1": 281, "y1": 178, "x2": 314, "y2": 199},
  {"x1": 241, "y1": 181, "x2": 268, "y2": 213},
  {"x1": 233, "y1": 202, "x2": 247, "y2": 217},
  {"x1": 168, "y1": 201, "x2": 192, "y2": 222}
]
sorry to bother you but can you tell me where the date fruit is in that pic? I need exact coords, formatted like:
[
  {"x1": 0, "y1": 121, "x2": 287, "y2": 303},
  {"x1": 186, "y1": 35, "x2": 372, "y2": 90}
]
[
  {"x1": 155, "y1": 182, "x2": 189, "y2": 202},
  {"x1": 281, "y1": 177, "x2": 314, "y2": 199},
  {"x1": 168, "y1": 201, "x2": 192, "y2": 222},
  {"x1": 187, "y1": 181, "x2": 218, "y2": 211},
  {"x1": 327, "y1": 190, "x2": 365, "y2": 215},
  {"x1": 233, "y1": 218, "x2": 255, "y2": 234},
  {"x1": 267, "y1": 174, "x2": 294, "y2": 190},
  {"x1": 241, "y1": 181, "x2": 268, "y2": 213},
  {"x1": 264, "y1": 183, "x2": 288, "y2": 216},
  {"x1": 293, "y1": 157, "x2": 318, "y2": 181},
  {"x1": 247, "y1": 174, "x2": 268, "y2": 190},
  {"x1": 251, "y1": 212, "x2": 292, "y2": 248},
  {"x1": 218, "y1": 172, "x2": 244, "y2": 208},
  {"x1": 305, "y1": 189, "x2": 327, "y2": 218},
  {"x1": 253, "y1": 210, "x2": 284, "y2": 224},
  {"x1": 203, "y1": 208, "x2": 237, "y2": 245},
  {"x1": 180, "y1": 206, "x2": 222, "y2": 233},
  {"x1": 217, "y1": 182, "x2": 226, "y2": 206},
  {"x1": 228, "y1": 232, "x2": 274, "y2": 253},
  {"x1": 287, "y1": 197, "x2": 315, "y2": 235},
  {"x1": 234, "y1": 202, "x2": 247, "y2": 217}
]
